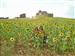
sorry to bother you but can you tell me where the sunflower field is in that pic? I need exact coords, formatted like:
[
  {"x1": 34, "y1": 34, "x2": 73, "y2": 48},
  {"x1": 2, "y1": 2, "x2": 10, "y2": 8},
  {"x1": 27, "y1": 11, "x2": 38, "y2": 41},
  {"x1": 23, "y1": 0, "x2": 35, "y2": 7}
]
[{"x1": 0, "y1": 16, "x2": 75, "y2": 56}]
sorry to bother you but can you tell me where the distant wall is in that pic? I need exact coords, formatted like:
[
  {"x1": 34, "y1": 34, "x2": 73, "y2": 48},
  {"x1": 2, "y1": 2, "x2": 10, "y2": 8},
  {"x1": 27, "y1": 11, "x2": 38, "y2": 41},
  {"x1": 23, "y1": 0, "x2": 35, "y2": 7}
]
[
  {"x1": 48, "y1": 13, "x2": 53, "y2": 17},
  {"x1": 15, "y1": 17, "x2": 19, "y2": 19}
]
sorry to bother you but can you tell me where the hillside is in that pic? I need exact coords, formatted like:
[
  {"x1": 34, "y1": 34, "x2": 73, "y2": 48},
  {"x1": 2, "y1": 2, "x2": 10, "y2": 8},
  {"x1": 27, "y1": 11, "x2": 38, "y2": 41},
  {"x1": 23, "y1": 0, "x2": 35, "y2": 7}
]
[{"x1": 0, "y1": 16, "x2": 75, "y2": 56}]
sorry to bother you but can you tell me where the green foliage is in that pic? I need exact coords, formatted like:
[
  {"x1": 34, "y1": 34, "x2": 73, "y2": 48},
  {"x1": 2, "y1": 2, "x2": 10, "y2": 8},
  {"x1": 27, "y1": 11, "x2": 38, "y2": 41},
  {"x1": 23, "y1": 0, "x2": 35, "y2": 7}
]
[{"x1": 0, "y1": 16, "x2": 75, "y2": 55}]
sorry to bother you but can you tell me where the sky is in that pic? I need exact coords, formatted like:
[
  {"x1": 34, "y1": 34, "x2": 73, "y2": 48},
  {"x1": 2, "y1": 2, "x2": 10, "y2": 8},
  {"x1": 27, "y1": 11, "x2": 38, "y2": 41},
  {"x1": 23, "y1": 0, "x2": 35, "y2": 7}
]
[{"x1": 0, "y1": 0, "x2": 75, "y2": 18}]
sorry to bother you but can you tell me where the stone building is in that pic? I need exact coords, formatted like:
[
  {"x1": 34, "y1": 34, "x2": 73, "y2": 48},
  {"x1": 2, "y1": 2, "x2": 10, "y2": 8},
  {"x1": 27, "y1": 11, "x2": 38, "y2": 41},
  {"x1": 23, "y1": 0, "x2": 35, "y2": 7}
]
[
  {"x1": 36, "y1": 10, "x2": 53, "y2": 17},
  {"x1": 20, "y1": 13, "x2": 26, "y2": 18}
]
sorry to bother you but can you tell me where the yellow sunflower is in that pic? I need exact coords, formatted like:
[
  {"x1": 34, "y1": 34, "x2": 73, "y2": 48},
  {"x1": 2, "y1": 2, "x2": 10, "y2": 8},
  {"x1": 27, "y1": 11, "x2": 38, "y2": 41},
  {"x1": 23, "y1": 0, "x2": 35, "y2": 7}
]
[
  {"x1": 10, "y1": 37, "x2": 15, "y2": 42},
  {"x1": 65, "y1": 36, "x2": 71, "y2": 41},
  {"x1": 59, "y1": 32, "x2": 64, "y2": 37},
  {"x1": 53, "y1": 37, "x2": 58, "y2": 43}
]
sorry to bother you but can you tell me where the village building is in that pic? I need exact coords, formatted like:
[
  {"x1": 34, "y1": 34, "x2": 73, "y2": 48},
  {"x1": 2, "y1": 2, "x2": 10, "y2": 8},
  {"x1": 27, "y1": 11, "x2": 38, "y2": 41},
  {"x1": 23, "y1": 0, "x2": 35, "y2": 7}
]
[
  {"x1": 36, "y1": 10, "x2": 53, "y2": 17},
  {"x1": 20, "y1": 13, "x2": 26, "y2": 18}
]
